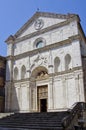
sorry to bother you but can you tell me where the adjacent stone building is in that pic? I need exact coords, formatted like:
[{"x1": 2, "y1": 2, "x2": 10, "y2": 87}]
[
  {"x1": 0, "y1": 56, "x2": 6, "y2": 112},
  {"x1": 5, "y1": 12, "x2": 86, "y2": 113}
]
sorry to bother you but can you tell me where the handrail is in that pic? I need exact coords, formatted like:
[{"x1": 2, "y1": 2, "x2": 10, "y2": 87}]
[{"x1": 62, "y1": 102, "x2": 86, "y2": 128}]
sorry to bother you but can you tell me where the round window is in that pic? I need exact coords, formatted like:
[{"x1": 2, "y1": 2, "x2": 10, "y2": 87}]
[{"x1": 36, "y1": 41, "x2": 44, "y2": 48}]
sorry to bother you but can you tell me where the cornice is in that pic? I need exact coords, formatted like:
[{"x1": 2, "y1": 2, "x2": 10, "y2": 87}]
[
  {"x1": 52, "y1": 66, "x2": 82, "y2": 77},
  {"x1": 5, "y1": 35, "x2": 15, "y2": 44},
  {"x1": 6, "y1": 56, "x2": 14, "y2": 61},
  {"x1": 14, "y1": 16, "x2": 79, "y2": 44},
  {"x1": 7, "y1": 34, "x2": 80, "y2": 61}
]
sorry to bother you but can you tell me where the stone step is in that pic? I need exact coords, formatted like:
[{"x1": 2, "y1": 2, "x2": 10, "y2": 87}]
[
  {"x1": 0, "y1": 112, "x2": 68, "y2": 130},
  {"x1": 0, "y1": 125, "x2": 63, "y2": 130}
]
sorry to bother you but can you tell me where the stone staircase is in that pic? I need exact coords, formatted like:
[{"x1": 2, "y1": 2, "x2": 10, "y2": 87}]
[
  {"x1": 0, "y1": 112, "x2": 69, "y2": 130},
  {"x1": 0, "y1": 102, "x2": 86, "y2": 130}
]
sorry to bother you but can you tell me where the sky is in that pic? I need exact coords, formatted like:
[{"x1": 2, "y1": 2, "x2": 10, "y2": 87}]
[{"x1": 0, "y1": 0, "x2": 86, "y2": 56}]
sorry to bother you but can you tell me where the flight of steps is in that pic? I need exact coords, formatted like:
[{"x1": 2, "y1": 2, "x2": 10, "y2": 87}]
[
  {"x1": 0, "y1": 112, "x2": 69, "y2": 130},
  {"x1": 0, "y1": 113, "x2": 14, "y2": 119}
]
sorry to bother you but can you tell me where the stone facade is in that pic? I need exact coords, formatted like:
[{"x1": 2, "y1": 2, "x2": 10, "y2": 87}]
[{"x1": 5, "y1": 12, "x2": 86, "y2": 112}]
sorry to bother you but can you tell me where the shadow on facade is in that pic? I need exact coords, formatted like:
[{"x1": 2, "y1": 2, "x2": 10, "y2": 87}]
[
  {"x1": 11, "y1": 85, "x2": 20, "y2": 113},
  {"x1": 5, "y1": 64, "x2": 20, "y2": 113}
]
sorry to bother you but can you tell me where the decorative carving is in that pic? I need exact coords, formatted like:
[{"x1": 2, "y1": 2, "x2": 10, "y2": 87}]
[
  {"x1": 37, "y1": 86, "x2": 48, "y2": 99},
  {"x1": 34, "y1": 19, "x2": 44, "y2": 30},
  {"x1": 37, "y1": 71, "x2": 48, "y2": 79},
  {"x1": 30, "y1": 54, "x2": 48, "y2": 70}
]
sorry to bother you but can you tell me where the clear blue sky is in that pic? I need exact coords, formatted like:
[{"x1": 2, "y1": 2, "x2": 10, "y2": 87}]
[{"x1": 0, "y1": 0, "x2": 86, "y2": 56}]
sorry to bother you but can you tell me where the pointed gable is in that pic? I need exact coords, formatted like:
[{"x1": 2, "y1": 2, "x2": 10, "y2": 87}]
[{"x1": 14, "y1": 12, "x2": 76, "y2": 39}]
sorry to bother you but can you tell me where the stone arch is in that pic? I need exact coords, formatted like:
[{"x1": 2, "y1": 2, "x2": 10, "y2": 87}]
[
  {"x1": 21, "y1": 65, "x2": 26, "y2": 79},
  {"x1": 65, "y1": 54, "x2": 71, "y2": 70},
  {"x1": 54, "y1": 57, "x2": 60, "y2": 72},
  {"x1": 31, "y1": 66, "x2": 48, "y2": 79},
  {"x1": 30, "y1": 66, "x2": 48, "y2": 112},
  {"x1": 14, "y1": 67, "x2": 18, "y2": 80}
]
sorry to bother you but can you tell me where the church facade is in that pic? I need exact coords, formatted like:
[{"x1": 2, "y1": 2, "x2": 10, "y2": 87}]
[{"x1": 5, "y1": 12, "x2": 86, "y2": 113}]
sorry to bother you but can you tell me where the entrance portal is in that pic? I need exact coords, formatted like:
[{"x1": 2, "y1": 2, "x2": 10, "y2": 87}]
[
  {"x1": 37, "y1": 85, "x2": 48, "y2": 112},
  {"x1": 40, "y1": 99, "x2": 47, "y2": 112}
]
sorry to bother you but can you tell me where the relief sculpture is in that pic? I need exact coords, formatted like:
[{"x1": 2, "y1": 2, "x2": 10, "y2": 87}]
[
  {"x1": 37, "y1": 71, "x2": 48, "y2": 79},
  {"x1": 30, "y1": 54, "x2": 48, "y2": 70}
]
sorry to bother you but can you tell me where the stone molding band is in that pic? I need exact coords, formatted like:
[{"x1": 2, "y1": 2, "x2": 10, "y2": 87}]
[
  {"x1": 6, "y1": 34, "x2": 81, "y2": 60},
  {"x1": 6, "y1": 66, "x2": 82, "y2": 83}
]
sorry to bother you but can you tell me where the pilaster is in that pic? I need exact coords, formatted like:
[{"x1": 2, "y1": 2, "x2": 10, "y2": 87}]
[
  {"x1": 62, "y1": 77, "x2": 67, "y2": 108},
  {"x1": 29, "y1": 79, "x2": 37, "y2": 112},
  {"x1": 48, "y1": 76, "x2": 54, "y2": 111},
  {"x1": 79, "y1": 73, "x2": 85, "y2": 101},
  {"x1": 5, "y1": 82, "x2": 12, "y2": 112}
]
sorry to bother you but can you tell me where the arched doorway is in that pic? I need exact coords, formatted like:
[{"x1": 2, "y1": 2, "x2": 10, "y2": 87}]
[{"x1": 31, "y1": 66, "x2": 48, "y2": 112}]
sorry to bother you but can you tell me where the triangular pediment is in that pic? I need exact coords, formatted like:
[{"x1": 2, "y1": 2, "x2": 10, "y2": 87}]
[
  {"x1": 5, "y1": 12, "x2": 77, "y2": 44},
  {"x1": 13, "y1": 12, "x2": 76, "y2": 39}
]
